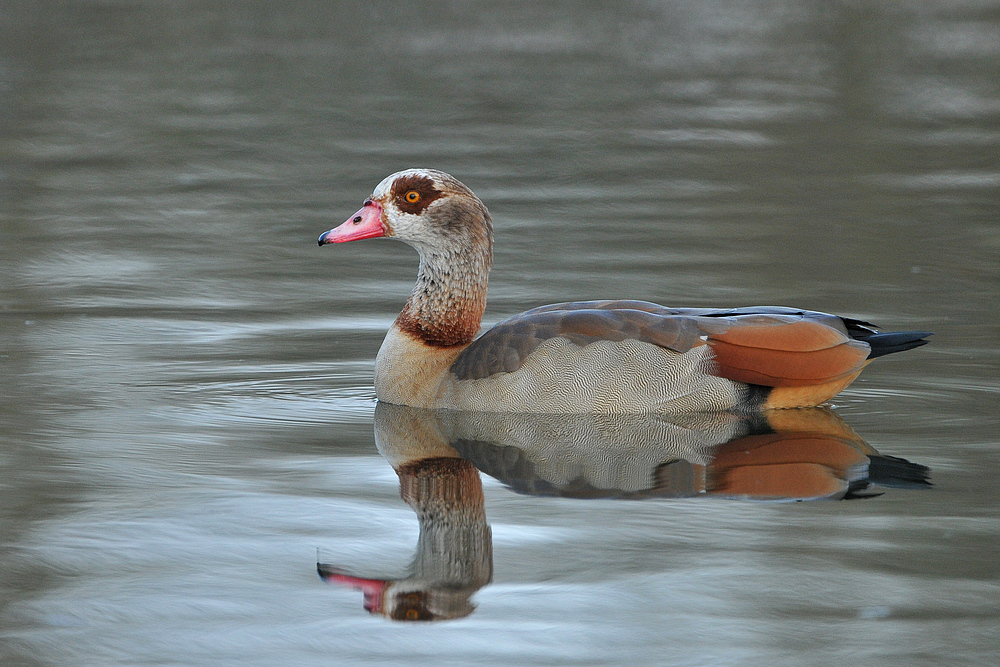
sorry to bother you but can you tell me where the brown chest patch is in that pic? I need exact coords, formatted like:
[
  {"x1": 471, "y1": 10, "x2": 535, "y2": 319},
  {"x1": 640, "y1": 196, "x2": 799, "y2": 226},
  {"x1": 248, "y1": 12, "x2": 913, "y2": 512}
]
[{"x1": 397, "y1": 304, "x2": 481, "y2": 348}]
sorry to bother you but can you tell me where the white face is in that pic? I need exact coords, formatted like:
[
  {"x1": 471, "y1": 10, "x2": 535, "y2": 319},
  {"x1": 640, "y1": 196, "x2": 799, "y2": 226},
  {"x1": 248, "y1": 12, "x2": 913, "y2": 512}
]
[{"x1": 372, "y1": 169, "x2": 455, "y2": 251}]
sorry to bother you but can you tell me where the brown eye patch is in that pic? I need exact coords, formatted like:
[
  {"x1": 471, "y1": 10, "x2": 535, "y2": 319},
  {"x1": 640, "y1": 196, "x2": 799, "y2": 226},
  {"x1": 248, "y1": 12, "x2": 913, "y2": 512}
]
[{"x1": 391, "y1": 174, "x2": 444, "y2": 214}]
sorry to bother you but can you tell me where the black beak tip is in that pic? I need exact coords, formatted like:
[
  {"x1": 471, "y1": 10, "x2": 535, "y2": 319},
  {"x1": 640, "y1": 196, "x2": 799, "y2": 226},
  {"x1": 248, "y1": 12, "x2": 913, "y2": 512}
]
[{"x1": 317, "y1": 232, "x2": 328, "y2": 246}]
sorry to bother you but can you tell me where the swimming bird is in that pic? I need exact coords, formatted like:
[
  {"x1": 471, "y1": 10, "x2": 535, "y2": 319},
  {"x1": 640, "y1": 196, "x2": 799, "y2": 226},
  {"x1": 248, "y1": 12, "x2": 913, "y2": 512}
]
[{"x1": 318, "y1": 169, "x2": 930, "y2": 413}]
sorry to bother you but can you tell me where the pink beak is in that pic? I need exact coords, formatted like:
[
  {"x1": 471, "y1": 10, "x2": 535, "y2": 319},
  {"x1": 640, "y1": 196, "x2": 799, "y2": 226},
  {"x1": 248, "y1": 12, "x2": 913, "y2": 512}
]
[{"x1": 318, "y1": 200, "x2": 385, "y2": 245}]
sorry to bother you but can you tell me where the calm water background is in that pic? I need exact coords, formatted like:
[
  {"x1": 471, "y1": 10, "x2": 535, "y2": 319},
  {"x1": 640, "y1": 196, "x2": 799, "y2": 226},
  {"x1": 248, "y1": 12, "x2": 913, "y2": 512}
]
[{"x1": 1, "y1": 1, "x2": 998, "y2": 665}]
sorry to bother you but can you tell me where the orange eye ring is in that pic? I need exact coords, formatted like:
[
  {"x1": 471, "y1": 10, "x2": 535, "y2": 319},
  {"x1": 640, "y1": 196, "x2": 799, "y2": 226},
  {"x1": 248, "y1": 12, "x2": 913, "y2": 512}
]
[{"x1": 404, "y1": 190, "x2": 420, "y2": 203}]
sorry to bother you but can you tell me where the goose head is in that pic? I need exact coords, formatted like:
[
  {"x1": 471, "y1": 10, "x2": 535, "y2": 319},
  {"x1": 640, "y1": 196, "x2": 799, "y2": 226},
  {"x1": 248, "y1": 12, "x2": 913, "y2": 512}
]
[{"x1": 318, "y1": 169, "x2": 493, "y2": 260}]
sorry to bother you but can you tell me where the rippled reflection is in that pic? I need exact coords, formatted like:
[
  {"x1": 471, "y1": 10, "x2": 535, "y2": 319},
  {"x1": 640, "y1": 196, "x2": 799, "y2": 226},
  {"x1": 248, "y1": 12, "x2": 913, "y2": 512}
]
[{"x1": 320, "y1": 404, "x2": 929, "y2": 620}]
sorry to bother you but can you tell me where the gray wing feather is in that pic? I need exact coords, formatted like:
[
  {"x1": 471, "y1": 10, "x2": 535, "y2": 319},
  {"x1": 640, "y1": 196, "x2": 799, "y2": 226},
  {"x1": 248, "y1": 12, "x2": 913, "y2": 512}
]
[{"x1": 450, "y1": 300, "x2": 861, "y2": 382}]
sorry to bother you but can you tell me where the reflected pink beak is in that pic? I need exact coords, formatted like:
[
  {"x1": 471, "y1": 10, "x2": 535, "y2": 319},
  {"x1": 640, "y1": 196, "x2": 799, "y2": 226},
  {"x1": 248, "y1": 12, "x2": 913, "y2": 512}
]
[
  {"x1": 318, "y1": 200, "x2": 385, "y2": 245},
  {"x1": 318, "y1": 569, "x2": 388, "y2": 613}
]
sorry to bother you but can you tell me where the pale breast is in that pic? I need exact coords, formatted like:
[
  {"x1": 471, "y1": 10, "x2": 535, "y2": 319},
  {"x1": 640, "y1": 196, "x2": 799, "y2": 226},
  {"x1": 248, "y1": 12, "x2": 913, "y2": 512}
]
[{"x1": 437, "y1": 337, "x2": 750, "y2": 414}]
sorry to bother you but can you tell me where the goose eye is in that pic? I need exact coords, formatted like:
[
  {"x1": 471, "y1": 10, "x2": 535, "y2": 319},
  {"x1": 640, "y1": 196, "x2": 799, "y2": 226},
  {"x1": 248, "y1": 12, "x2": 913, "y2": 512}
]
[{"x1": 404, "y1": 191, "x2": 420, "y2": 204}]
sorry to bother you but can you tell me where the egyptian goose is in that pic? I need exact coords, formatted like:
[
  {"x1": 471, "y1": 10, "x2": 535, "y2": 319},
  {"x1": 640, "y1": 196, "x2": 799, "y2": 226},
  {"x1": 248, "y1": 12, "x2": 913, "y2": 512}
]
[{"x1": 318, "y1": 169, "x2": 930, "y2": 413}]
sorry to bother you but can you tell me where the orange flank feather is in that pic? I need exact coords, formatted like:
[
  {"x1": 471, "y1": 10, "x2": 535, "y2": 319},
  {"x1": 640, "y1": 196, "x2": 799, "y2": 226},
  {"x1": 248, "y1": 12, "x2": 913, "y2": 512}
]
[
  {"x1": 706, "y1": 318, "x2": 870, "y2": 387},
  {"x1": 708, "y1": 317, "x2": 850, "y2": 352}
]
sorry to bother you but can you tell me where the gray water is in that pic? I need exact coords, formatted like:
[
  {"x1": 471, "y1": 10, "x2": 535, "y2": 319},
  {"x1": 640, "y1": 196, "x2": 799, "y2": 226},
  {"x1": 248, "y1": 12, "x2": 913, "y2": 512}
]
[{"x1": 2, "y1": 1, "x2": 998, "y2": 665}]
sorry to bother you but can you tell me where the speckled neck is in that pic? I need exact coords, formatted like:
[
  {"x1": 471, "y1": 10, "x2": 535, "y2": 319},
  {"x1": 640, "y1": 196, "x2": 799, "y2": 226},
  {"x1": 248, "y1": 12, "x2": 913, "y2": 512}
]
[{"x1": 396, "y1": 244, "x2": 491, "y2": 347}]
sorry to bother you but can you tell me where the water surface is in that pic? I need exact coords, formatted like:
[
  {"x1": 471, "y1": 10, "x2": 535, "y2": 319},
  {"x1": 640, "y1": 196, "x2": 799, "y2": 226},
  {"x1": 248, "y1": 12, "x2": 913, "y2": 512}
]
[{"x1": 1, "y1": 2, "x2": 998, "y2": 665}]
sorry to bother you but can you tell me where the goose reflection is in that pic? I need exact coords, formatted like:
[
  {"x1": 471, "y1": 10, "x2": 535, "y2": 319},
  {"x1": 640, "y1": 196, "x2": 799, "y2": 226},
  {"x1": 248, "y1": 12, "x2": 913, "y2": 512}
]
[
  {"x1": 320, "y1": 403, "x2": 929, "y2": 620},
  {"x1": 319, "y1": 404, "x2": 492, "y2": 621}
]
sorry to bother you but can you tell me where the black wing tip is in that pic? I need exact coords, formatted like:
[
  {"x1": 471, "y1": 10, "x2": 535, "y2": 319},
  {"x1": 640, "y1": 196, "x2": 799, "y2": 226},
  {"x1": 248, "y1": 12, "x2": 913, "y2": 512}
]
[
  {"x1": 867, "y1": 454, "x2": 933, "y2": 489},
  {"x1": 863, "y1": 331, "x2": 934, "y2": 359}
]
